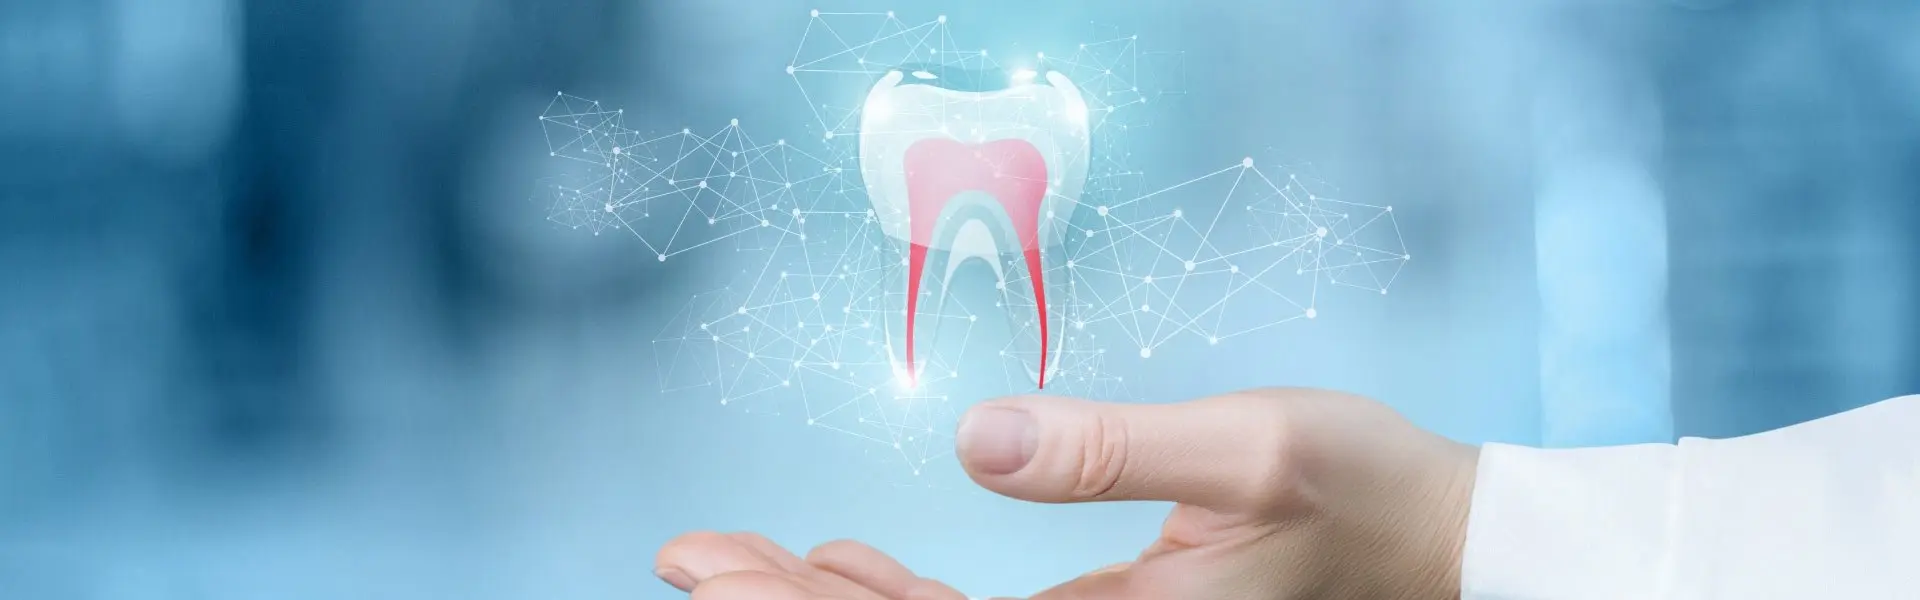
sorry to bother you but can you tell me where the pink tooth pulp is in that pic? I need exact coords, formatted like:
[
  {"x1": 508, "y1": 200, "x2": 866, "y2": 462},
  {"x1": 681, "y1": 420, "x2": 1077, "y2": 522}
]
[{"x1": 902, "y1": 137, "x2": 1052, "y2": 388}]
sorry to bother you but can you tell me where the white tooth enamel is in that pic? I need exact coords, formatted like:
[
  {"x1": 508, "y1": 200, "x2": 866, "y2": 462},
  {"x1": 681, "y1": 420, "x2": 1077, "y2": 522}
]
[
  {"x1": 859, "y1": 69, "x2": 1090, "y2": 384},
  {"x1": 858, "y1": 69, "x2": 1091, "y2": 251}
]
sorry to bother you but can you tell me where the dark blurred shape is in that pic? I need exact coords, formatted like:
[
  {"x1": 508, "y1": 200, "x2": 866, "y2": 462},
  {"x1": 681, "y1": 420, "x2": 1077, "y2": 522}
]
[{"x1": 1660, "y1": 0, "x2": 1920, "y2": 437}]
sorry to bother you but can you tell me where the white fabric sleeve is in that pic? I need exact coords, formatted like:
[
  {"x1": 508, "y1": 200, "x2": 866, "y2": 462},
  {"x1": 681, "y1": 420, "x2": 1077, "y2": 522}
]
[{"x1": 1460, "y1": 394, "x2": 1920, "y2": 600}]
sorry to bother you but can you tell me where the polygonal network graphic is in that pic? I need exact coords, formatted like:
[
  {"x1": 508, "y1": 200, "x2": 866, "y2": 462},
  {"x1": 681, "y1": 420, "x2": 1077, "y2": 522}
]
[{"x1": 535, "y1": 10, "x2": 1409, "y2": 474}]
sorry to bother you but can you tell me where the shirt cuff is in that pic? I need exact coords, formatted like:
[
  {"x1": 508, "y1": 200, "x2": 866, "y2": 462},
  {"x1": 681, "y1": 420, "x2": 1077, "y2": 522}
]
[{"x1": 1460, "y1": 441, "x2": 1680, "y2": 600}]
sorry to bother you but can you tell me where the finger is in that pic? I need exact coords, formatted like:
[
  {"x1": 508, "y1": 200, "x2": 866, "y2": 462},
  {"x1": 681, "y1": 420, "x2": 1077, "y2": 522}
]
[
  {"x1": 806, "y1": 540, "x2": 968, "y2": 600},
  {"x1": 690, "y1": 571, "x2": 821, "y2": 600},
  {"x1": 730, "y1": 532, "x2": 810, "y2": 573},
  {"x1": 1025, "y1": 568, "x2": 1138, "y2": 600},
  {"x1": 900, "y1": 578, "x2": 969, "y2": 600},
  {"x1": 657, "y1": 531, "x2": 786, "y2": 590},
  {"x1": 806, "y1": 539, "x2": 920, "y2": 597},
  {"x1": 956, "y1": 393, "x2": 1296, "y2": 511}
]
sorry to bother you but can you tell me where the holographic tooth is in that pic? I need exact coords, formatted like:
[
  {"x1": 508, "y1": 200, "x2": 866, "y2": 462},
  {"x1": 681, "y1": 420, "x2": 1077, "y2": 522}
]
[{"x1": 859, "y1": 66, "x2": 1091, "y2": 388}]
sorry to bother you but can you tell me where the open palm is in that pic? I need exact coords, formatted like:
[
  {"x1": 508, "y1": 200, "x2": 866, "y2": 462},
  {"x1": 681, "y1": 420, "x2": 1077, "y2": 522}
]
[{"x1": 657, "y1": 389, "x2": 1478, "y2": 599}]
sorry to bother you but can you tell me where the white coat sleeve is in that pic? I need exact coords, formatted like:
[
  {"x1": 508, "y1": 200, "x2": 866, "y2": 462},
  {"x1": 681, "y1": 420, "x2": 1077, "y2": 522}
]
[{"x1": 1459, "y1": 394, "x2": 1920, "y2": 600}]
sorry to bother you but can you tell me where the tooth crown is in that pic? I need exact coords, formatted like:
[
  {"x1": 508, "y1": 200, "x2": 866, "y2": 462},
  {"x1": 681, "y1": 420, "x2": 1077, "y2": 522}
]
[{"x1": 859, "y1": 70, "x2": 1091, "y2": 250}]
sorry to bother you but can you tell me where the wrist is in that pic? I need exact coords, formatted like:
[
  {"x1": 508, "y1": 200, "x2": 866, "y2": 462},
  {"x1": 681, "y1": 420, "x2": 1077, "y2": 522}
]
[{"x1": 1428, "y1": 443, "x2": 1479, "y2": 599}]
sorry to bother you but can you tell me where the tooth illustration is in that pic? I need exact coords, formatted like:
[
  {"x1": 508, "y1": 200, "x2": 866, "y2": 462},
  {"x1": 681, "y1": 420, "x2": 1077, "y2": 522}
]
[{"x1": 859, "y1": 67, "x2": 1091, "y2": 388}]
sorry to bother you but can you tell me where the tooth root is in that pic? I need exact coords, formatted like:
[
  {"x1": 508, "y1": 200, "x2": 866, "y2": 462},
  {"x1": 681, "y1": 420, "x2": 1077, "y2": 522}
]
[
  {"x1": 903, "y1": 138, "x2": 1054, "y2": 388},
  {"x1": 905, "y1": 243, "x2": 928, "y2": 385},
  {"x1": 1020, "y1": 247, "x2": 1049, "y2": 388}
]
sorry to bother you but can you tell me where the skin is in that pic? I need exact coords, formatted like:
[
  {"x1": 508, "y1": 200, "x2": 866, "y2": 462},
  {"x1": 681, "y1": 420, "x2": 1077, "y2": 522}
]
[{"x1": 654, "y1": 387, "x2": 1480, "y2": 599}]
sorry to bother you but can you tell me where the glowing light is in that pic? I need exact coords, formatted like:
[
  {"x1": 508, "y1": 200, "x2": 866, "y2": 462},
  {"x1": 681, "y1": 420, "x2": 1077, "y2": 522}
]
[{"x1": 892, "y1": 365, "x2": 919, "y2": 391}]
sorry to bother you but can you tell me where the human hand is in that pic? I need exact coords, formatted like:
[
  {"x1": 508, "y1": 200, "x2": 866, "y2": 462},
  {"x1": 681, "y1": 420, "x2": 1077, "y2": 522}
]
[
  {"x1": 652, "y1": 532, "x2": 968, "y2": 600},
  {"x1": 657, "y1": 387, "x2": 1479, "y2": 599}
]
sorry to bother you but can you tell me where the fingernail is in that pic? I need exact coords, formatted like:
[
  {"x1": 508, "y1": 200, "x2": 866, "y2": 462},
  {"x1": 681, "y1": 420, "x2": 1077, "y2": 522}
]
[
  {"x1": 655, "y1": 567, "x2": 695, "y2": 591},
  {"x1": 959, "y1": 406, "x2": 1038, "y2": 475}
]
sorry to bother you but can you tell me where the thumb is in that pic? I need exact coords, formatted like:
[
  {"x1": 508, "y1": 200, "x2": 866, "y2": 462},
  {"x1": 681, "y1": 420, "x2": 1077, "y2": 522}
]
[{"x1": 955, "y1": 394, "x2": 1294, "y2": 511}]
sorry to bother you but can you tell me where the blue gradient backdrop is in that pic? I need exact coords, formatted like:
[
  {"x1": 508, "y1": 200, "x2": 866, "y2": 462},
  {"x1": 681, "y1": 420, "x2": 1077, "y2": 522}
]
[{"x1": 3, "y1": 0, "x2": 1917, "y2": 597}]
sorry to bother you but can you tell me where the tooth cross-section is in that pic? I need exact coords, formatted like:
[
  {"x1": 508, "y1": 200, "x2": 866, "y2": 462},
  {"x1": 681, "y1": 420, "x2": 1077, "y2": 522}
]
[{"x1": 903, "y1": 138, "x2": 1052, "y2": 388}]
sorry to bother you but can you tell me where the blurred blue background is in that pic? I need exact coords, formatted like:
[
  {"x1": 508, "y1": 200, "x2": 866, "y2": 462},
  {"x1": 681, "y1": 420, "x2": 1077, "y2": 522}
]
[{"x1": 3, "y1": 0, "x2": 1918, "y2": 597}]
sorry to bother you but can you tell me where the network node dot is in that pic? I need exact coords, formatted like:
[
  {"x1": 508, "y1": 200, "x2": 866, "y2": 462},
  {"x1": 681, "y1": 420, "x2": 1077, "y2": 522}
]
[
  {"x1": 937, "y1": 15, "x2": 946, "y2": 22},
  {"x1": 1242, "y1": 157, "x2": 1253, "y2": 168},
  {"x1": 1306, "y1": 308, "x2": 1318, "y2": 319},
  {"x1": 1140, "y1": 347, "x2": 1152, "y2": 358},
  {"x1": 1097, "y1": 205, "x2": 1109, "y2": 216},
  {"x1": 786, "y1": 65, "x2": 796, "y2": 74},
  {"x1": 1184, "y1": 261, "x2": 1195, "y2": 271},
  {"x1": 810, "y1": 9, "x2": 819, "y2": 16},
  {"x1": 657, "y1": 254, "x2": 667, "y2": 262},
  {"x1": 1316, "y1": 226, "x2": 1328, "y2": 238}
]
